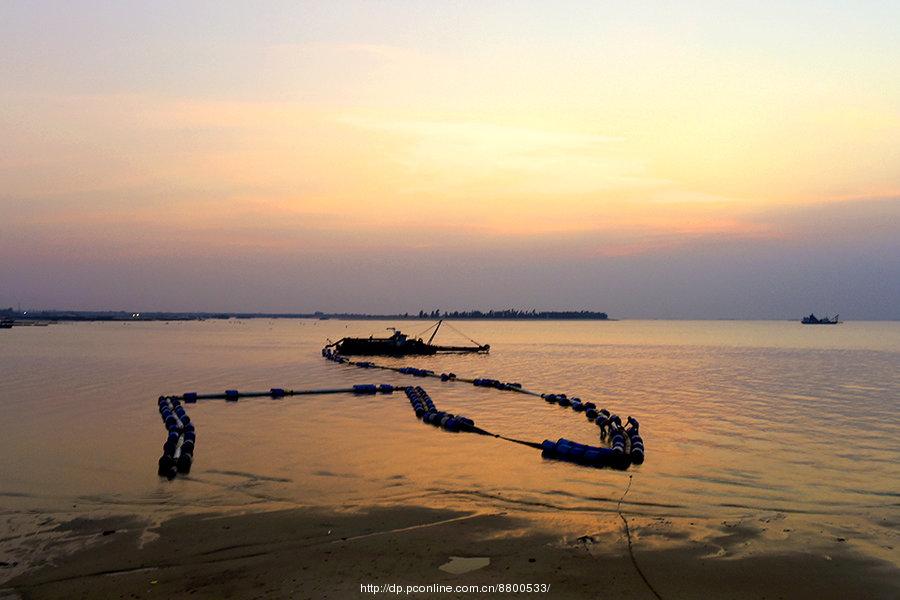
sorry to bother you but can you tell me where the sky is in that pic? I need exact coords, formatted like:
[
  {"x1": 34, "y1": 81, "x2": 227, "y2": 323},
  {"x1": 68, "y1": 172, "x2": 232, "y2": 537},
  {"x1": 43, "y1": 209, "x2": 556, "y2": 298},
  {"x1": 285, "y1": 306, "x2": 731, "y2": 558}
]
[{"x1": 1, "y1": 1, "x2": 899, "y2": 318}]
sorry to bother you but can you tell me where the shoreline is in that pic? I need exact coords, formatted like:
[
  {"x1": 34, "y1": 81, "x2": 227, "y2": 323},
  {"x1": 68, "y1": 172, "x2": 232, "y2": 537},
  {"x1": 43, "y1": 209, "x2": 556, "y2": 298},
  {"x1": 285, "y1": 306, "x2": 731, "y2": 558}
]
[
  {"x1": 0, "y1": 311, "x2": 612, "y2": 323},
  {"x1": 4, "y1": 505, "x2": 898, "y2": 599}
]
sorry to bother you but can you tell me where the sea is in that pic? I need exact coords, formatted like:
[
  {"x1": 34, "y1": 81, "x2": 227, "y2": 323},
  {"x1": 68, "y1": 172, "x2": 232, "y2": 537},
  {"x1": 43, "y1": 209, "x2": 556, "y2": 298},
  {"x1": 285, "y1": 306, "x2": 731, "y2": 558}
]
[{"x1": 1, "y1": 319, "x2": 898, "y2": 573}]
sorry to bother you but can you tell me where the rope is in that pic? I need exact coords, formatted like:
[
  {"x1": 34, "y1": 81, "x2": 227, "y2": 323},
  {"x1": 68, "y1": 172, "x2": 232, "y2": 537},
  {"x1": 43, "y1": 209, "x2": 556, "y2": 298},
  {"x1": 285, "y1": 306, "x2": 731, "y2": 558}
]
[
  {"x1": 616, "y1": 475, "x2": 663, "y2": 600},
  {"x1": 466, "y1": 426, "x2": 542, "y2": 449},
  {"x1": 324, "y1": 349, "x2": 645, "y2": 470},
  {"x1": 413, "y1": 321, "x2": 440, "y2": 339},
  {"x1": 497, "y1": 435, "x2": 544, "y2": 450},
  {"x1": 158, "y1": 383, "x2": 552, "y2": 481},
  {"x1": 442, "y1": 321, "x2": 483, "y2": 347}
]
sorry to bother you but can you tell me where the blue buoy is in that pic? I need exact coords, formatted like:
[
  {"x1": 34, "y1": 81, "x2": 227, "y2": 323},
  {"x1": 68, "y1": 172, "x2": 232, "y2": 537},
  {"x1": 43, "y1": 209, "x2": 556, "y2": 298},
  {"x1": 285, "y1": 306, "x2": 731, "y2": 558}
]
[
  {"x1": 540, "y1": 439, "x2": 556, "y2": 456},
  {"x1": 583, "y1": 448, "x2": 601, "y2": 463},
  {"x1": 158, "y1": 455, "x2": 177, "y2": 479},
  {"x1": 177, "y1": 452, "x2": 193, "y2": 474},
  {"x1": 455, "y1": 417, "x2": 475, "y2": 429},
  {"x1": 630, "y1": 447, "x2": 645, "y2": 464}
]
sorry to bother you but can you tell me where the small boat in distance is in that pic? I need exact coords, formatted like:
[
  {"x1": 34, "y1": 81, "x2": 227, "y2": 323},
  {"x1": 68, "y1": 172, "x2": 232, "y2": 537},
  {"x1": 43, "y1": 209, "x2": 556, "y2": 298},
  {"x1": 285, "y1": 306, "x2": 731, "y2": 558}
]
[
  {"x1": 801, "y1": 313, "x2": 840, "y2": 325},
  {"x1": 325, "y1": 320, "x2": 490, "y2": 356}
]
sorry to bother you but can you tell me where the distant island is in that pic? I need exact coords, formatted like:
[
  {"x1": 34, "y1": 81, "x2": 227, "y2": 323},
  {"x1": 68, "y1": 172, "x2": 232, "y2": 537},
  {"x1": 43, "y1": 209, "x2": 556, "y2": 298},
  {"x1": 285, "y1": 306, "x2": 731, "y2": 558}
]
[
  {"x1": 1, "y1": 307, "x2": 609, "y2": 322},
  {"x1": 323, "y1": 309, "x2": 609, "y2": 320}
]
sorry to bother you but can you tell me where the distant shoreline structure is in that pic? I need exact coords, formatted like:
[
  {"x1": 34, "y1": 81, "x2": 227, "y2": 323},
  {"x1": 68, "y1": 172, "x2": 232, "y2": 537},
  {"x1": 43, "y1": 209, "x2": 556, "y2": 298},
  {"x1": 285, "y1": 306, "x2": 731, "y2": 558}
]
[{"x1": 0, "y1": 307, "x2": 610, "y2": 323}]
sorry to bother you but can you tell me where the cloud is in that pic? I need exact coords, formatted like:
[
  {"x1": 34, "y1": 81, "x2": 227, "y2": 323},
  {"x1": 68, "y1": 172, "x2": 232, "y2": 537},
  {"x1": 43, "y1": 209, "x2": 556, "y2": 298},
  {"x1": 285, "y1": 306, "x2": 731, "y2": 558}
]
[{"x1": 339, "y1": 116, "x2": 638, "y2": 196}]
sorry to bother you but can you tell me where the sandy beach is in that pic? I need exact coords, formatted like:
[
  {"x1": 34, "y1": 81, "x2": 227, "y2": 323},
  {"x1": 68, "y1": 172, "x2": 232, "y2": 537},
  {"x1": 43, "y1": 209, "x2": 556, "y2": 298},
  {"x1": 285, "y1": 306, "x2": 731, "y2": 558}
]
[{"x1": 5, "y1": 503, "x2": 898, "y2": 600}]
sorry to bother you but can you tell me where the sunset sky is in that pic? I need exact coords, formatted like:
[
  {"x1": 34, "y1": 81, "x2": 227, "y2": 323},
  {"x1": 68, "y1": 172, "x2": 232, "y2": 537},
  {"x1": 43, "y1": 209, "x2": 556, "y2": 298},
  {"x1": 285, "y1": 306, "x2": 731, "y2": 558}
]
[{"x1": 2, "y1": 1, "x2": 899, "y2": 318}]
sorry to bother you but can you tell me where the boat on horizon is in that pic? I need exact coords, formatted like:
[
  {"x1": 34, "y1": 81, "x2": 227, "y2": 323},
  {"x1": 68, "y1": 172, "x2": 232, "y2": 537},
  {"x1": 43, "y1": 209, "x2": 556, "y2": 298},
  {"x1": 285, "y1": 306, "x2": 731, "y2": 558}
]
[
  {"x1": 324, "y1": 320, "x2": 490, "y2": 356},
  {"x1": 801, "y1": 313, "x2": 840, "y2": 325}
]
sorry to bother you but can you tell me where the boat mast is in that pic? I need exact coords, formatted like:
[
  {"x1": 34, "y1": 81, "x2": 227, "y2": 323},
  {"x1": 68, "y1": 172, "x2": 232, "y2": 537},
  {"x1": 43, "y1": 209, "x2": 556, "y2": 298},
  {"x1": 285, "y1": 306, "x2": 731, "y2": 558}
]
[{"x1": 427, "y1": 319, "x2": 443, "y2": 345}]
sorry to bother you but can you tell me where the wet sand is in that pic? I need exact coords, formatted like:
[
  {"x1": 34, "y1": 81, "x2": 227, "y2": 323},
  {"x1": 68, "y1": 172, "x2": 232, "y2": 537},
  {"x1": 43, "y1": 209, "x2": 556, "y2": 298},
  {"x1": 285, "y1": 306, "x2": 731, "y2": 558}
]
[{"x1": 5, "y1": 505, "x2": 898, "y2": 600}]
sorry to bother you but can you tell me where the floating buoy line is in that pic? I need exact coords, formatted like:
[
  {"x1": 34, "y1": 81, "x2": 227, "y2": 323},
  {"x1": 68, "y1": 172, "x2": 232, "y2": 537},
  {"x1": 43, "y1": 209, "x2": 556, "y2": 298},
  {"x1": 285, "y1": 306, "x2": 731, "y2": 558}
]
[{"x1": 154, "y1": 348, "x2": 645, "y2": 480}]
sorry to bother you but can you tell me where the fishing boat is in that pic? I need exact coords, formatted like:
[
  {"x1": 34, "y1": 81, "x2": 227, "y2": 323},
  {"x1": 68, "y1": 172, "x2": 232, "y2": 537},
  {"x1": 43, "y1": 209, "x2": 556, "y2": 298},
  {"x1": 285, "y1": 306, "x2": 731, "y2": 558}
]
[
  {"x1": 801, "y1": 313, "x2": 840, "y2": 325},
  {"x1": 325, "y1": 320, "x2": 490, "y2": 356}
]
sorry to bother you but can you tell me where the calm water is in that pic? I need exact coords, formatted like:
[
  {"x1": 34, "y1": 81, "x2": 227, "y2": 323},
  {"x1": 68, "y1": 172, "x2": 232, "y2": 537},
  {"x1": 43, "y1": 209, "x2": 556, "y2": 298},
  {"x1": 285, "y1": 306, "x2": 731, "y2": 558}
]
[{"x1": 1, "y1": 320, "x2": 898, "y2": 568}]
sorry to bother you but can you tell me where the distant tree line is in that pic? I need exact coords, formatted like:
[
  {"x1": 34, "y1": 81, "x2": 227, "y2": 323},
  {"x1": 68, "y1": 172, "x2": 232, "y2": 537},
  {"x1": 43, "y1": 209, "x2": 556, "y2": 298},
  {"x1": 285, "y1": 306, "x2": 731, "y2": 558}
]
[
  {"x1": 8, "y1": 308, "x2": 609, "y2": 322},
  {"x1": 413, "y1": 309, "x2": 608, "y2": 320}
]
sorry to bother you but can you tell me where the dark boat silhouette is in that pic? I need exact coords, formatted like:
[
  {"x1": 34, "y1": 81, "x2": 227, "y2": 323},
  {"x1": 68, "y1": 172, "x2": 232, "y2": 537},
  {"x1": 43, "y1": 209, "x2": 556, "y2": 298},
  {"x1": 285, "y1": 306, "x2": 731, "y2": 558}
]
[
  {"x1": 801, "y1": 313, "x2": 840, "y2": 325},
  {"x1": 325, "y1": 320, "x2": 489, "y2": 356}
]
